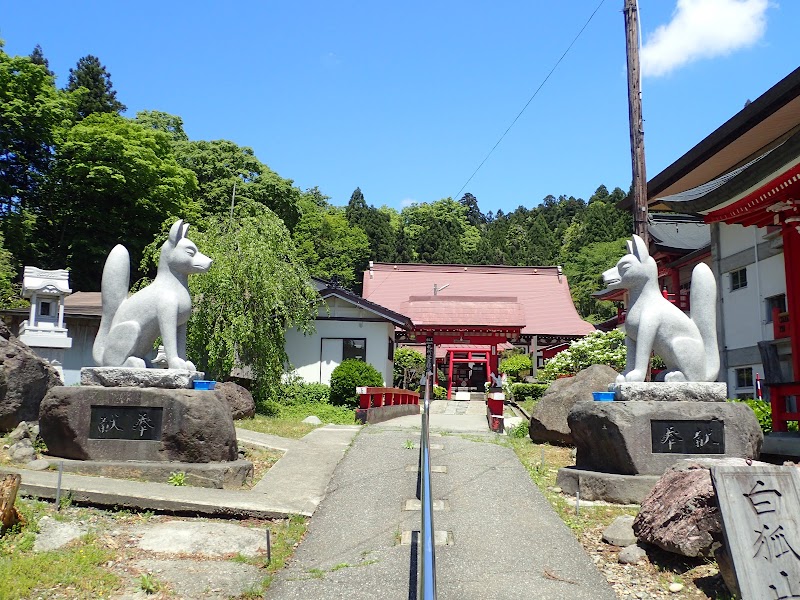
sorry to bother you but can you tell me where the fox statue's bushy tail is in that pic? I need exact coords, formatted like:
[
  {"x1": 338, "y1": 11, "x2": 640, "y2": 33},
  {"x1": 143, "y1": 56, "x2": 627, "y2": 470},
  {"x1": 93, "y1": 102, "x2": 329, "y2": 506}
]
[
  {"x1": 690, "y1": 262, "x2": 720, "y2": 382},
  {"x1": 92, "y1": 245, "x2": 131, "y2": 366}
]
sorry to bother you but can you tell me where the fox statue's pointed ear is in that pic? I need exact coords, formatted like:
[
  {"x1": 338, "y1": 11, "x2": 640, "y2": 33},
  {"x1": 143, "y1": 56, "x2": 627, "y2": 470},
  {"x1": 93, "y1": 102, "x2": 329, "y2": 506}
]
[
  {"x1": 626, "y1": 240, "x2": 634, "y2": 255},
  {"x1": 631, "y1": 234, "x2": 649, "y2": 260},
  {"x1": 168, "y1": 220, "x2": 185, "y2": 245}
]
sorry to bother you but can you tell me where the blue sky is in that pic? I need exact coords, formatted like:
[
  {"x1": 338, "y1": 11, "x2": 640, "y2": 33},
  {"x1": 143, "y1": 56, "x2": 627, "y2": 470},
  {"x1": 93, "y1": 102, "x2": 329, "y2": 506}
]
[{"x1": 2, "y1": 1, "x2": 798, "y2": 214}]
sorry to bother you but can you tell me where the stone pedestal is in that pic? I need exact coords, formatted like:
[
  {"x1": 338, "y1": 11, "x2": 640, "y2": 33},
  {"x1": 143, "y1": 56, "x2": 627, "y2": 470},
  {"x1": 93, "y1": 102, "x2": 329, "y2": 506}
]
[
  {"x1": 556, "y1": 386, "x2": 763, "y2": 503},
  {"x1": 39, "y1": 386, "x2": 238, "y2": 463},
  {"x1": 80, "y1": 367, "x2": 203, "y2": 389}
]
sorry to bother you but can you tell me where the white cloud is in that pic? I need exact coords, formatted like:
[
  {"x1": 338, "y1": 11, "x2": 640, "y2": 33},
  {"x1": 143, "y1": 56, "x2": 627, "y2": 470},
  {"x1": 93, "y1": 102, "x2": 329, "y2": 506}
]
[
  {"x1": 641, "y1": 0, "x2": 770, "y2": 78},
  {"x1": 400, "y1": 198, "x2": 417, "y2": 208}
]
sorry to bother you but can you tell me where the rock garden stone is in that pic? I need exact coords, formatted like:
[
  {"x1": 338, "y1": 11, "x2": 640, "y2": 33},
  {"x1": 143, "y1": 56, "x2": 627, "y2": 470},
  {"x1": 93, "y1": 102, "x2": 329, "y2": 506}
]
[
  {"x1": 302, "y1": 415, "x2": 322, "y2": 425},
  {"x1": 0, "y1": 324, "x2": 61, "y2": 432},
  {"x1": 602, "y1": 515, "x2": 637, "y2": 547},
  {"x1": 25, "y1": 458, "x2": 50, "y2": 471},
  {"x1": 528, "y1": 364, "x2": 619, "y2": 444},
  {"x1": 618, "y1": 543, "x2": 648, "y2": 564},
  {"x1": 9, "y1": 438, "x2": 35, "y2": 463},
  {"x1": 214, "y1": 381, "x2": 256, "y2": 419},
  {"x1": 633, "y1": 457, "x2": 770, "y2": 558}
]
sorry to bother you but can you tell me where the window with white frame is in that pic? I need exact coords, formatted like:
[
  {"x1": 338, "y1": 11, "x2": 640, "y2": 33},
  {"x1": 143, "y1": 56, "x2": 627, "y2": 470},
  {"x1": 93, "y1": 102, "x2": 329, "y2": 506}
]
[{"x1": 730, "y1": 267, "x2": 747, "y2": 291}]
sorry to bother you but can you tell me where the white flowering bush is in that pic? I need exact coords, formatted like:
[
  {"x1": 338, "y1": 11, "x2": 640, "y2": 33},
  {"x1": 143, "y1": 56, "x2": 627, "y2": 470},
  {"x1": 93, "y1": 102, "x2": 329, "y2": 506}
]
[{"x1": 539, "y1": 329, "x2": 626, "y2": 382}]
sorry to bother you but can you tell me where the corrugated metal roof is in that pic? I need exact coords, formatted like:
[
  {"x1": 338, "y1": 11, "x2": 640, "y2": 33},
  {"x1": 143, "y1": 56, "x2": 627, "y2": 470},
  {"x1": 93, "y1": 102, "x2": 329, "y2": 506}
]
[{"x1": 363, "y1": 264, "x2": 595, "y2": 336}]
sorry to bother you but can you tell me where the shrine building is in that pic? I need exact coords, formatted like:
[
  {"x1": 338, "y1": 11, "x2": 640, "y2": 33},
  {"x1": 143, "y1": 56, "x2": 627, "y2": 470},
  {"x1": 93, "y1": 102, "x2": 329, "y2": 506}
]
[{"x1": 361, "y1": 262, "x2": 595, "y2": 398}]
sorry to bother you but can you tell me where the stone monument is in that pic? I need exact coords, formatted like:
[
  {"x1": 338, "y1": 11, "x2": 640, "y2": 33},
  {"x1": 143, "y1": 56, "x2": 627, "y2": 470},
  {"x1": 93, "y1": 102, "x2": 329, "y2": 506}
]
[
  {"x1": 556, "y1": 235, "x2": 762, "y2": 503},
  {"x1": 39, "y1": 220, "x2": 253, "y2": 488}
]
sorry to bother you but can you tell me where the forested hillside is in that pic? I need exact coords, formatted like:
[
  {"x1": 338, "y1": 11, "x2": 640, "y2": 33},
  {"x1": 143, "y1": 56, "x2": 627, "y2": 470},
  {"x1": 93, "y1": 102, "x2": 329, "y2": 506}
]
[{"x1": 1, "y1": 43, "x2": 632, "y2": 324}]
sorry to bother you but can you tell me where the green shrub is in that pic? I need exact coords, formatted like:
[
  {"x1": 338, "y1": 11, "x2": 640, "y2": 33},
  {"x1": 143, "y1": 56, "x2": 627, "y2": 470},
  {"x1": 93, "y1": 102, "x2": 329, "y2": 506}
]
[
  {"x1": 329, "y1": 359, "x2": 383, "y2": 407},
  {"x1": 432, "y1": 385, "x2": 447, "y2": 400},
  {"x1": 508, "y1": 420, "x2": 529, "y2": 438},
  {"x1": 499, "y1": 354, "x2": 532, "y2": 379},
  {"x1": 730, "y1": 398, "x2": 773, "y2": 434},
  {"x1": 539, "y1": 329, "x2": 626, "y2": 382},
  {"x1": 393, "y1": 348, "x2": 425, "y2": 388},
  {"x1": 280, "y1": 381, "x2": 331, "y2": 405},
  {"x1": 510, "y1": 383, "x2": 548, "y2": 403}
]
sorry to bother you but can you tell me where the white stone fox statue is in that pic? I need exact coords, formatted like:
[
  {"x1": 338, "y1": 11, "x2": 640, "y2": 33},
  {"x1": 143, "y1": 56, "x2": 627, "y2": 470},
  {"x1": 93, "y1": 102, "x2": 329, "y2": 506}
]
[
  {"x1": 93, "y1": 220, "x2": 212, "y2": 370},
  {"x1": 602, "y1": 234, "x2": 719, "y2": 383}
]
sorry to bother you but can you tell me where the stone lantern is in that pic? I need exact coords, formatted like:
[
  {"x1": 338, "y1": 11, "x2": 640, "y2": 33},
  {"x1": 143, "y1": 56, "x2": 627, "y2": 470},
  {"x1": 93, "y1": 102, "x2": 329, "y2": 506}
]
[{"x1": 18, "y1": 267, "x2": 73, "y2": 381}]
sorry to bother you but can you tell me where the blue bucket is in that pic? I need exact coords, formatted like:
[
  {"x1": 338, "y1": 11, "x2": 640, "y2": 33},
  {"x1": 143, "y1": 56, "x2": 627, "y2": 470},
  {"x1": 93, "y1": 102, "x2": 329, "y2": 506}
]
[
  {"x1": 193, "y1": 380, "x2": 216, "y2": 390},
  {"x1": 592, "y1": 391, "x2": 615, "y2": 402}
]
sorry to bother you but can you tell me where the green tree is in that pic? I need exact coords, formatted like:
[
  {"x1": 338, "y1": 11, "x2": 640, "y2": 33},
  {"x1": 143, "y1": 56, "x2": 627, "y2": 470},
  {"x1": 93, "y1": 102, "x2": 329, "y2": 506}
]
[
  {"x1": 402, "y1": 198, "x2": 469, "y2": 263},
  {"x1": 294, "y1": 197, "x2": 370, "y2": 289},
  {"x1": 66, "y1": 54, "x2": 126, "y2": 118},
  {"x1": 173, "y1": 139, "x2": 300, "y2": 229},
  {"x1": 134, "y1": 110, "x2": 188, "y2": 142},
  {"x1": 186, "y1": 199, "x2": 320, "y2": 403},
  {"x1": 28, "y1": 44, "x2": 53, "y2": 77},
  {"x1": 562, "y1": 238, "x2": 628, "y2": 322},
  {"x1": 37, "y1": 113, "x2": 199, "y2": 289},
  {"x1": 0, "y1": 230, "x2": 25, "y2": 308},
  {"x1": 0, "y1": 43, "x2": 73, "y2": 263},
  {"x1": 345, "y1": 187, "x2": 396, "y2": 263},
  {"x1": 393, "y1": 347, "x2": 425, "y2": 388}
]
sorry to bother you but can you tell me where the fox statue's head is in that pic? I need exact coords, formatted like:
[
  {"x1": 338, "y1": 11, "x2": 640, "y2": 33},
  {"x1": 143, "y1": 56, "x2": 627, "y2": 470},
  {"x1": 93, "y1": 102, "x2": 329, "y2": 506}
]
[
  {"x1": 160, "y1": 219, "x2": 213, "y2": 275},
  {"x1": 602, "y1": 234, "x2": 657, "y2": 291}
]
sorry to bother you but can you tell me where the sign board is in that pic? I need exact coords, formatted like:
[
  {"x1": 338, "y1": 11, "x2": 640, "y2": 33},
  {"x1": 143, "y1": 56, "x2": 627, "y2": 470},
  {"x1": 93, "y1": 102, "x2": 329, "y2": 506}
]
[
  {"x1": 89, "y1": 406, "x2": 163, "y2": 441},
  {"x1": 425, "y1": 336, "x2": 434, "y2": 374},
  {"x1": 650, "y1": 419, "x2": 725, "y2": 454},
  {"x1": 712, "y1": 466, "x2": 800, "y2": 600}
]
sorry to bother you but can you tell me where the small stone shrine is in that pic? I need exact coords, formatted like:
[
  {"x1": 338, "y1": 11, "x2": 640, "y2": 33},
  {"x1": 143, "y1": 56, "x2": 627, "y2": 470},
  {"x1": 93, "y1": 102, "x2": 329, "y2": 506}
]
[
  {"x1": 39, "y1": 220, "x2": 252, "y2": 487},
  {"x1": 556, "y1": 236, "x2": 762, "y2": 503},
  {"x1": 18, "y1": 267, "x2": 73, "y2": 381}
]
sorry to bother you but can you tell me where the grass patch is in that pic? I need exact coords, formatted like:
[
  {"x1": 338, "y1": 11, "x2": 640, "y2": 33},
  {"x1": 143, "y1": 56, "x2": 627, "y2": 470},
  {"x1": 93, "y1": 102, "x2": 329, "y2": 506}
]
[
  {"x1": 237, "y1": 402, "x2": 357, "y2": 439},
  {"x1": 241, "y1": 514, "x2": 309, "y2": 591},
  {"x1": 241, "y1": 446, "x2": 285, "y2": 488},
  {"x1": 0, "y1": 511, "x2": 119, "y2": 600},
  {"x1": 508, "y1": 438, "x2": 638, "y2": 530},
  {"x1": 515, "y1": 398, "x2": 538, "y2": 415}
]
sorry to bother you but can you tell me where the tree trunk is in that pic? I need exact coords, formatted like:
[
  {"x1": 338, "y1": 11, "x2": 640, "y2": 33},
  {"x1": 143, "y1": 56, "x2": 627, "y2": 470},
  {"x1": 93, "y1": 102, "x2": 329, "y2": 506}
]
[{"x1": 0, "y1": 474, "x2": 22, "y2": 531}]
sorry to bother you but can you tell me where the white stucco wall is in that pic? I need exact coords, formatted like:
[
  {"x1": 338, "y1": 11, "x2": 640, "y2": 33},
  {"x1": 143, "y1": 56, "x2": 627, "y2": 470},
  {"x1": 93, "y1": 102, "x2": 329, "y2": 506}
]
[{"x1": 285, "y1": 318, "x2": 395, "y2": 386}]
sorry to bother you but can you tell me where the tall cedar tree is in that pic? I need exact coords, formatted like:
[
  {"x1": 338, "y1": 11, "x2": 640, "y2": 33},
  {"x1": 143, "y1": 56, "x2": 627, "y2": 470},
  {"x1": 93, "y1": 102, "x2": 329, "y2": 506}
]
[
  {"x1": 66, "y1": 55, "x2": 126, "y2": 119},
  {"x1": 345, "y1": 187, "x2": 396, "y2": 263},
  {"x1": 29, "y1": 45, "x2": 54, "y2": 77}
]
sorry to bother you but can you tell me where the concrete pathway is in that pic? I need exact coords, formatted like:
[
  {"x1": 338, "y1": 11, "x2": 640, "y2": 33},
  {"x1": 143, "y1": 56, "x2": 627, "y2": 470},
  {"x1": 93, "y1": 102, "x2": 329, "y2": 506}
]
[
  {"x1": 3, "y1": 424, "x2": 361, "y2": 518},
  {"x1": 268, "y1": 402, "x2": 618, "y2": 600}
]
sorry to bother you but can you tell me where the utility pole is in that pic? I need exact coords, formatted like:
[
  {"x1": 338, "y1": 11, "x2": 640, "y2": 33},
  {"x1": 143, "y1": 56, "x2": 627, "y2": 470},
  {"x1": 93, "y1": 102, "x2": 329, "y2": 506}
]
[{"x1": 624, "y1": 0, "x2": 649, "y2": 246}]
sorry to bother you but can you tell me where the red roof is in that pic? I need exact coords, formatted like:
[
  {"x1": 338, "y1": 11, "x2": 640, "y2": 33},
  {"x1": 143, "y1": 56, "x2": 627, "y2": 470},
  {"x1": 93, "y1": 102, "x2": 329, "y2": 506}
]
[
  {"x1": 403, "y1": 295, "x2": 525, "y2": 329},
  {"x1": 363, "y1": 264, "x2": 595, "y2": 337}
]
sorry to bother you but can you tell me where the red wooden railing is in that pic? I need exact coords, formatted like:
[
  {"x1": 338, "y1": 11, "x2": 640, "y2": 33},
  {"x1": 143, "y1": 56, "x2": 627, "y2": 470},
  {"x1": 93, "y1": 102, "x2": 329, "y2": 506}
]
[
  {"x1": 773, "y1": 307, "x2": 790, "y2": 339},
  {"x1": 357, "y1": 386, "x2": 420, "y2": 409},
  {"x1": 769, "y1": 382, "x2": 800, "y2": 432}
]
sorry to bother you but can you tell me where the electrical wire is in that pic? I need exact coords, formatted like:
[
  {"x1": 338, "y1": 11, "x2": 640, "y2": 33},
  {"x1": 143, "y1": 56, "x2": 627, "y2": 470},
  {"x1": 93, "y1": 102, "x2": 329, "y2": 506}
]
[{"x1": 453, "y1": 0, "x2": 608, "y2": 200}]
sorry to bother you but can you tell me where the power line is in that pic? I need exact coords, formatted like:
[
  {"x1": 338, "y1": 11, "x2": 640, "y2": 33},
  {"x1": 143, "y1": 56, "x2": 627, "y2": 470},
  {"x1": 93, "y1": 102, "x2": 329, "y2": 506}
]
[{"x1": 453, "y1": 0, "x2": 608, "y2": 200}]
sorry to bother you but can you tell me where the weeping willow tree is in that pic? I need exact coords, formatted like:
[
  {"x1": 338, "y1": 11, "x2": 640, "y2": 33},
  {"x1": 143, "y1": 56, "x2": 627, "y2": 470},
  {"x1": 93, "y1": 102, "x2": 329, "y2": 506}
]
[{"x1": 186, "y1": 200, "x2": 320, "y2": 403}]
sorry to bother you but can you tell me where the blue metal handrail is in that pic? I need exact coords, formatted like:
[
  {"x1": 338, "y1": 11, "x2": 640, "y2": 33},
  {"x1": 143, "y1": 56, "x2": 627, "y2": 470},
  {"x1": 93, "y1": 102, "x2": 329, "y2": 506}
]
[{"x1": 419, "y1": 371, "x2": 437, "y2": 599}]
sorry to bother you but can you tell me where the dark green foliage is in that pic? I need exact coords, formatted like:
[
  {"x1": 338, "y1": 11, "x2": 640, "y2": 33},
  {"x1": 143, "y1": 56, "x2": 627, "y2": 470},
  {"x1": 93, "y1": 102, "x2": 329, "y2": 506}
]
[
  {"x1": 510, "y1": 383, "x2": 548, "y2": 403},
  {"x1": 458, "y1": 193, "x2": 486, "y2": 226},
  {"x1": 134, "y1": 110, "x2": 188, "y2": 142},
  {"x1": 329, "y1": 359, "x2": 383, "y2": 407},
  {"x1": 345, "y1": 187, "x2": 396, "y2": 264},
  {"x1": 36, "y1": 114, "x2": 199, "y2": 290},
  {"x1": 498, "y1": 354, "x2": 532, "y2": 378},
  {"x1": 66, "y1": 54, "x2": 126, "y2": 118},
  {"x1": 278, "y1": 380, "x2": 331, "y2": 405},
  {"x1": 29, "y1": 45, "x2": 53, "y2": 77}
]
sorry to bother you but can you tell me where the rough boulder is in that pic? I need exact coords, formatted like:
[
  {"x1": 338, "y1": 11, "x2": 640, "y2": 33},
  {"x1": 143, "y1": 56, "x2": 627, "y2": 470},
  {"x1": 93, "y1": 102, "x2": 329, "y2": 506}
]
[
  {"x1": 0, "y1": 322, "x2": 61, "y2": 432},
  {"x1": 528, "y1": 364, "x2": 619, "y2": 445},
  {"x1": 214, "y1": 381, "x2": 256, "y2": 420}
]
